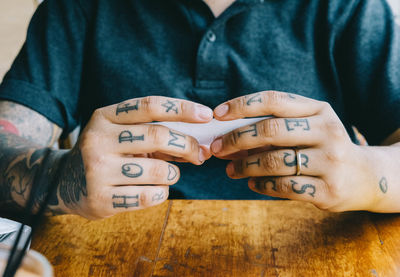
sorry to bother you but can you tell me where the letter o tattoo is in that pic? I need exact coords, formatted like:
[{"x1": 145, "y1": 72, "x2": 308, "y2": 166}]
[{"x1": 122, "y1": 163, "x2": 143, "y2": 178}]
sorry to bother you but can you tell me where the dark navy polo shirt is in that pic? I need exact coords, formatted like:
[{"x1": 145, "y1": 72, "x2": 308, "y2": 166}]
[{"x1": 1, "y1": 0, "x2": 400, "y2": 199}]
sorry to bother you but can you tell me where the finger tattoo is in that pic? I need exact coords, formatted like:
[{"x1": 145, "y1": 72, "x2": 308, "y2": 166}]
[
  {"x1": 379, "y1": 177, "x2": 388, "y2": 193},
  {"x1": 119, "y1": 130, "x2": 144, "y2": 143},
  {"x1": 245, "y1": 93, "x2": 262, "y2": 106},
  {"x1": 291, "y1": 180, "x2": 315, "y2": 197},
  {"x1": 285, "y1": 119, "x2": 310, "y2": 132},
  {"x1": 112, "y1": 194, "x2": 139, "y2": 208},
  {"x1": 167, "y1": 165, "x2": 177, "y2": 181},
  {"x1": 283, "y1": 152, "x2": 309, "y2": 168},
  {"x1": 116, "y1": 100, "x2": 139, "y2": 115},
  {"x1": 255, "y1": 178, "x2": 277, "y2": 192},
  {"x1": 152, "y1": 190, "x2": 165, "y2": 202},
  {"x1": 162, "y1": 100, "x2": 179, "y2": 114},
  {"x1": 168, "y1": 130, "x2": 186, "y2": 149},
  {"x1": 122, "y1": 163, "x2": 143, "y2": 178},
  {"x1": 237, "y1": 124, "x2": 258, "y2": 137},
  {"x1": 246, "y1": 158, "x2": 260, "y2": 168}
]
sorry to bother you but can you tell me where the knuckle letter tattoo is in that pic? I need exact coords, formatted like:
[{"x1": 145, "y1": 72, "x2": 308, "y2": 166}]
[
  {"x1": 122, "y1": 163, "x2": 143, "y2": 178},
  {"x1": 255, "y1": 178, "x2": 277, "y2": 192},
  {"x1": 245, "y1": 93, "x2": 262, "y2": 106},
  {"x1": 162, "y1": 100, "x2": 179, "y2": 114},
  {"x1": 291, "y1": 180, "x2": 315, "y2": 197},
  {"x1": 116, "y1": 100, "x2": 139, "y2": 115},
  {"x1": 152, "y1": 190, "x2": 165, "y2": 202},
  {"x1": 283, "y1": 152, "x2": 309, "y2": 168},
  {"x1": 168, "y1": 130, "x2": 186, "y2": 149},
  {"x1": 167, "y1": 165, "x2": 178, "y2": 181},
  {"x1": 112, "y1": 194, "x2": 139, "y2": 208},
  {"x1": 284, "y1": 119, "x2": 310, "y2": 132},
  {"x1": 237, "y1": 124, "x2": 258, "y2": 137},
  {"x1": 119, "y1": 130, "x2": 144, "y2": 143},
  {"x1": 246, "y1": 158, "x2": 260, "y2": 168}
]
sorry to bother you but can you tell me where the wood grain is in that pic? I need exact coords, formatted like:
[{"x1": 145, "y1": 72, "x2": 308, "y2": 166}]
[
  {"x1": 31, "y1": 201, "x2": 170, "y2": 277},
  {"x1": 31, "y1": 200, "x2": 400, "y2": 277}
]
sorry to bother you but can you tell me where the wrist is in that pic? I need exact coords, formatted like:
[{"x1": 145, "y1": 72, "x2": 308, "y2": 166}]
[{"x1": 359, "y1": 145, "x2": 400, "y2": 213}]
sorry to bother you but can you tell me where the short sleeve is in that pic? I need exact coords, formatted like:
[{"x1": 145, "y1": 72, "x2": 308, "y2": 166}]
[
  {"x1": 0, "y1": 0, "x2": 88, "y2": 137},
  {"x1": 334, "y1": 0, "x2": 400, "y2": 145}
]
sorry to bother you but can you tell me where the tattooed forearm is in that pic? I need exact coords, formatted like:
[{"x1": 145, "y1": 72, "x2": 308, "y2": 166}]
[
  {"x1": 119, "y1": 130, "x2": 144, "y2": 143},
  {"x1": 291, "y1": 180, "x2": 315, "y2": 197},
  {"x1": 283, "y1": 152, "x2": 309, "y2": 168},
  {"x1": 162, "y1": 100, "x2": 179, "y2": 114},
  {"x1": 116, "y1": 100, "x2": 139, "y2": 115},
  {"x1": 0, "y1": 101, "x2": 61, "y2": 146},
  {"x1": 379, "y1": 177, "x2": 388, "y2": 193},
  {"x1": 285, "y1": 119, "x2": 310, "y2": 132},
  {"x1": 112, "y1": 194, "x2": 139, "y2": 208},
  {"x1": 0, "y1": 132, "x2": 61, "y2": 215},
  {"x1": 122, "y1": 163, "x2": 144, "y2": 178},
  {"x1": 56, "y1": 148, "x2": 87, "y2": 206}
]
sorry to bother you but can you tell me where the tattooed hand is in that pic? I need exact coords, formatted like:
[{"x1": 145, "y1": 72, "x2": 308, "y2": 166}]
[
  {"x1": 210, "y1": 91, "x2": 400, "y2": 213},
  {"x1": 63, "y1": 96, "x2": 212, "y2": 219}
]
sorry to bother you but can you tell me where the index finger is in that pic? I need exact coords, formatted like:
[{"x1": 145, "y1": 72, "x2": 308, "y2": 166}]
[
  {"x1": 213, "y1": 91, "x2": 325, "y2": 120},
  {"x1": 99, "y1": 96, "x2": 213, "y2": 124}
]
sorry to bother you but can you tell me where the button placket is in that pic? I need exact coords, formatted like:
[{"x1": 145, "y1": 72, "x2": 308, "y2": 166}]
[{"x1": 206, "y1": 30, "x2": 216, "y2": 42}]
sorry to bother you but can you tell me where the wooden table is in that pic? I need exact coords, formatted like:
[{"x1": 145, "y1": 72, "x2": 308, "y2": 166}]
[{"x1": 31, "y1": 200, "x2": 400, "y2": 276}]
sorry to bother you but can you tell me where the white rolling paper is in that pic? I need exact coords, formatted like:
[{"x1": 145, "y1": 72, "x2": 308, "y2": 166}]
[
  {"x1": 148, "y1": 117, "x2": 271, "y2": 147},
  {"x1": 0, "y1": 218, "x2": 31, "y2": 249}
]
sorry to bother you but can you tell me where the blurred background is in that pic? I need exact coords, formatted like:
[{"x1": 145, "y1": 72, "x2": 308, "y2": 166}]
[{"x1": 0, "y1": 0, "x2": 399, "y2": 81}]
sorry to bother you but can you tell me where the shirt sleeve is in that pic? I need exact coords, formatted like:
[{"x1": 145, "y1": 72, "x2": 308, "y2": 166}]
[
  {"x1": 334, "y1": 0, "x2": 400, "y2": 145},
  {"x1": 0, "y1": 0, "x2": 88, "y2": 138}
]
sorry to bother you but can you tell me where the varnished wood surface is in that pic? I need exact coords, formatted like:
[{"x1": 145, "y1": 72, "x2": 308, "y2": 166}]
[{"x1": 31, "y1": 200, "x2": 400, "y2": 276}]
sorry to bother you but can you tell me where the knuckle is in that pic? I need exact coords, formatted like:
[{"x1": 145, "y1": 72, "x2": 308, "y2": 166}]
[
  {"x1": 139, "y1": 190, "x2": 151, "y2": 208},
  {"x1": 84, "y1": 153, "x2": 107, "y2": 180},
  {"x1": 141, "y1": 96, "x2": 157, "y2": 115},
  {"x1": 147, "y1": 124, "x2": 163, "y2": 146},
  {"x1": 149, "y1": 162, "x2": 167, "y2": 181},
  {"x1": 320, "y1": 101, "x2": 332, "y2": 111},
  {"x1": 325, "y1": 121, "x2": 346, "y2": 139},
  {"x1": 236, "y1": 97, "x2": 247, "y2": 115},
  {"x1": 259, "y1": 119, "x2": 280, "y2": 138},
  {"x1": 84, "y1": 192, "x2": 109, "y2": 219},
  {"x1": 260, "y1": 153, "x2": 281, "y2": 174},
  {"x1": 184, "y1": 136, "x2": 198, "y2": 157},
  {"x1": 266, "y1": 91, "x2": 285, "y2": 106},
  {"x1": 79, "y1": 130, "x2": 99, "y2": 152},
  {"x1": 92, "y1": 108, "x2": 104, "y2": 120},
  {"x1": 274, "y1": 179, "x2": 291, "y2": 194},
  {"x1": 323, "y1": 146, "x2": 346, "y2": 165}
]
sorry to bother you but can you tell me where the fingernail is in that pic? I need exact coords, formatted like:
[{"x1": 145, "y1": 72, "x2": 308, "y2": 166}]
[
  {"x1": 226, "y1": 163, "x2": 234, "y2": 176},
  {"x1": 196, "y1": 105, "x2": 213, "y2": 120},
  {"x1": 211, "y1": 138, "x2": 222, "y2": 153},
  {"x1": 214, "y1": 104, "x2": 229, "y2": 117},
  {"x1": 199, "y1": 148, "x2": 206, "y2": 163}
]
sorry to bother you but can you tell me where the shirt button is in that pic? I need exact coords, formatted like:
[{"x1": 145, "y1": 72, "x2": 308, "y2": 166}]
[{"x1": 206, "y1": 30, "x2": 216, "y2": 42}]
